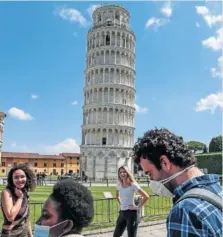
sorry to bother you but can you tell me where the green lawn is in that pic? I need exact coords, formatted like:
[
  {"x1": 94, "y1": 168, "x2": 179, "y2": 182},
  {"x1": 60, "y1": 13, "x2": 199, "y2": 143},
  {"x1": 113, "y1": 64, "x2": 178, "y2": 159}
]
[{"x1": 0, "y1": 185, "x2": 172, "y2": 230}]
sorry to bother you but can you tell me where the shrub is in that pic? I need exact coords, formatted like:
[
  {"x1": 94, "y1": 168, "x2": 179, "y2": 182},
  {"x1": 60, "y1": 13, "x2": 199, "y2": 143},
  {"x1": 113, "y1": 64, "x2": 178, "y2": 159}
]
[{"x1": 196, "y1": 152, "x2": 222, "y2": 174}]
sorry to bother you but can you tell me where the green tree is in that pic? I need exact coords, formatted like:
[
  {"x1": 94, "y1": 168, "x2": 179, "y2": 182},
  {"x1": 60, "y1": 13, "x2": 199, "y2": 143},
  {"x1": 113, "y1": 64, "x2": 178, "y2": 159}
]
[
  {"x1": 187, "y1": 141, "x2": 206, "y2": 153},
  {"x1": 203, "y1": 145, "x2": 208, "y2": 153},
  {"x1": 209, "y1": 135, "x2": 222, "y2": 153}
]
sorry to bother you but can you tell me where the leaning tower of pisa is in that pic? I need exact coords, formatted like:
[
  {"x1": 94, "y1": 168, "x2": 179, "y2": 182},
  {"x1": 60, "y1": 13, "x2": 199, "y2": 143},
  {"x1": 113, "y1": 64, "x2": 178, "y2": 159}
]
[{"x1": 80, "y1": 5, "x2": 136, "y2": 180}]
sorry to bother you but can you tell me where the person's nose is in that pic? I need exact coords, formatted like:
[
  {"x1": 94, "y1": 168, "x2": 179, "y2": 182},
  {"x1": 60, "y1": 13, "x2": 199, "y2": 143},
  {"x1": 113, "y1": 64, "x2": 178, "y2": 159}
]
[{"x1": 35, "y1": 217, "x2": 41, "y2": 225}]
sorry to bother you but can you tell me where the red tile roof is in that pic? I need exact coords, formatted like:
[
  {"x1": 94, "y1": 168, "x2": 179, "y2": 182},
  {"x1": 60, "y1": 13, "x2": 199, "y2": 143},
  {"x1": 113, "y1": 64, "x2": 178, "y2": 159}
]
[
  {"x1": 2, "y1": 152, "x2": 80, "y2": 160},
  {"x1": 60, "y1": 153, "x2": 80, "y2": 158},
  {"x1": 2, "y1": 152, "x2": 39, "y2": 159}
]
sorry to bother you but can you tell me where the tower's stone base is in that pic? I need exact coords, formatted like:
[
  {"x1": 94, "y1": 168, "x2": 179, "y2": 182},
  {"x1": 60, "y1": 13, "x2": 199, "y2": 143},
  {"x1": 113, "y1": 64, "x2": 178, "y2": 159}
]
[{"x1": 80, "y1": 146, "x2": 133, "y2": 180}]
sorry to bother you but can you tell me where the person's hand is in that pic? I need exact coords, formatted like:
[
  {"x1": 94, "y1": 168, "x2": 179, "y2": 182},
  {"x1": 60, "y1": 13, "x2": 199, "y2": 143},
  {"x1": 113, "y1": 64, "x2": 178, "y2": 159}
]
[
  {"x1": 14, "y1": 188, "x2": 24, "y2": 198},
  {"x1": 128, "y1": 205, "x2": 139, "y2": 210}
]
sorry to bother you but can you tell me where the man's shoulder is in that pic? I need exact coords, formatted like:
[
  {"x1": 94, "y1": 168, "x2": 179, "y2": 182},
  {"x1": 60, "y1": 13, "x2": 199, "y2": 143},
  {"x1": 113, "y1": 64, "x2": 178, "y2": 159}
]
[
  {"x1": 169, "y1": 193, "x2": 221, "y2": 221},
  {"x1": 168, "y1": 198, "x2": 200, "y2": 218}
]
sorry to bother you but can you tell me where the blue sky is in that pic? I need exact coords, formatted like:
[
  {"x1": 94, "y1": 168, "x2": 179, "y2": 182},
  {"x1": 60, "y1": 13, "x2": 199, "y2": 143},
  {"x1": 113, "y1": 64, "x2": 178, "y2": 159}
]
[{"x1": 0, "y1": 1, "x2": 222, "y2": 154}]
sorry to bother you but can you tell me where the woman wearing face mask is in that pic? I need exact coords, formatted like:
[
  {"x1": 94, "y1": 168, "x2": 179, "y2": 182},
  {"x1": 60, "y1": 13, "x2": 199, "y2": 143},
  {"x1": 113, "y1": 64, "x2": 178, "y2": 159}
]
[
  {"x1": 1, "y1": 164, "x2": 36, "y2": 237},
  {"x1": 113, "y1": 166, "x2": 149, "y2": 237},
  {"x1": 35, "y1": 179, "x2": 94, "y2": 237}
]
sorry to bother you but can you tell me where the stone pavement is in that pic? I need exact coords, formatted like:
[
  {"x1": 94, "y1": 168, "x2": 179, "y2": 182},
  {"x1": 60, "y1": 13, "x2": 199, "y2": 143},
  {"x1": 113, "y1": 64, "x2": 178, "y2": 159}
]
[{"x1": 83, "y1": 220, "x2": 166, "y2": 237}]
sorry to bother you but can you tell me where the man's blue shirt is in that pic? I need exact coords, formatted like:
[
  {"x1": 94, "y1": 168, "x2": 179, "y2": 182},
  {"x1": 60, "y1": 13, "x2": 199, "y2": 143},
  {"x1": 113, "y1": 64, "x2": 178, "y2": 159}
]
[{"x1": 167, "y1": 174, "x2": 223, "y2": 237}]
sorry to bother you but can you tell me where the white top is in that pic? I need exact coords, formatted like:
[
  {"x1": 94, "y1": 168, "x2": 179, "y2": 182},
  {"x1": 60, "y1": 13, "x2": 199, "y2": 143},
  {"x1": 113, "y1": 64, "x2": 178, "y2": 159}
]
[{"x1": 116, "y1": 182, "x2": 141, "y2": 210}]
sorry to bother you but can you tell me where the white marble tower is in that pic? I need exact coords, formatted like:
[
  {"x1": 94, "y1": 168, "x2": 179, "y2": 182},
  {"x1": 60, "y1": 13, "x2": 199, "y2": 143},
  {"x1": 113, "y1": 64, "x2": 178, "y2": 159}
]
[
  {"x1": 0, "y1": 112, "x2": 6, "y2": 163},
  {"x1": 80, "y1": 5, "x2": 136, "y2": 180}
]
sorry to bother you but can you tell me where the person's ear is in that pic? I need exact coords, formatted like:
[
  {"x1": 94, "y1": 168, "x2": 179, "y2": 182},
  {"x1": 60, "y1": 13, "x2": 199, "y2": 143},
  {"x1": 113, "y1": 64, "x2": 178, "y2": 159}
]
[
  {"x1": 62, "y1": 220, "x2": 73, "y2": 235},
  {"x1": 160, "y1": 155, "x2": 171, "y2": 172}
]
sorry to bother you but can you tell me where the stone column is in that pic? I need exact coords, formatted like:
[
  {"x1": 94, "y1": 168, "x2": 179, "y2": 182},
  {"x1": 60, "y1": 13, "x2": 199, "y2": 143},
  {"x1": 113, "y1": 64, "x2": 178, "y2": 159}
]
[{"x1": 0, "y1": 112, "x2": 6, "y2": 164}]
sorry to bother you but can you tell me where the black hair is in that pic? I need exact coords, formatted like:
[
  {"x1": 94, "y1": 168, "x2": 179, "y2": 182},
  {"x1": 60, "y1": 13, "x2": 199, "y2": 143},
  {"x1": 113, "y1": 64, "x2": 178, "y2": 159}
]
[
  {"x1": 49, "y1": 179, "x2": 94, "y2": 234},
  {"x1": 133, "y1": 128, "x2": 197, "y2": 170},
  {"x1": 7, "y1": 164, "x2": 36, "y2": 196}
]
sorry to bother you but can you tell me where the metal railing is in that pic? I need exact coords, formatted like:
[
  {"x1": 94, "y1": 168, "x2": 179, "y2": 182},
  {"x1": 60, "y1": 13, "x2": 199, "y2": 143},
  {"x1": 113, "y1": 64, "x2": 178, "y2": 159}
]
[{"x1": 0, "y1": 195, "x2": 172, "y2": 229}]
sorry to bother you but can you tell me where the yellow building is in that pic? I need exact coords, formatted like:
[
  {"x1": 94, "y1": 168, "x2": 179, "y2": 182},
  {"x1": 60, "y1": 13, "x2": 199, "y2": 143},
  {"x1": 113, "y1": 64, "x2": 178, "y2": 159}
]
[{"x1": 0, "y1": 152, "x2": 80, "y2": 176}]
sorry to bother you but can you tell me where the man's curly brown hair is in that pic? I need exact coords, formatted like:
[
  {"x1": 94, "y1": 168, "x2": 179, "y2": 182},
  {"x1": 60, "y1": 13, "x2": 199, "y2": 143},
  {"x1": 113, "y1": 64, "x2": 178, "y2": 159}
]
[
  {"x1": 133, "y1": 128, "x2": 197, "y2": 170},
  {"x1": 49, "y1": 179, "x2": 94, "y2": 234}
]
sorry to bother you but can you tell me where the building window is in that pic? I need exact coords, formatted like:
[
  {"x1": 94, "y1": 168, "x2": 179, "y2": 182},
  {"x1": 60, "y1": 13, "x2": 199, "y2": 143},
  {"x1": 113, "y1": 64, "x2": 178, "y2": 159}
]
[
  {"x1": 77, "y1": 162, "x2": 79, "y2": 166},
  {"x1": 2, "y1": 169, "x2": 5, "y2": 173},
  {"x1": 77, "y1": 157, "x2": 79, "y2": 160},
  {"x1": 34, "y1": 169, "x2": 37, "y2": 173},
  {"x1": 107, "y1": 20, "x2": 112, "y2": 26},
  {"x1": 34, "y1": 162, "x2": 38, "y2": 167},
  {"x1": 14, "y1": 162, "x2": 17, "y2": 166},
  {"x1": 53, "y1": 169, "x2": 56, "y2": 175},
  {"x1": 61, "y1": 163, "x2": 64, "y2": 168},
  {"x1": 102, "y1": 137, "x2": 106, "y2": 145},
  {"x1": 44, "y1": 169, "x2": 46, "y2": 172},
  {"x1": 106, "y1": 36, "x2": 110, "y2": 45},
  {"x1": 53, "y1": 163, "x2": 56, "y2": 167},
  {"x1": 1, "y1": 162, "x2": 5, "y2": 166},
  {"x1": 70, "y1": 157, "x2": 72, "y2": 160},
  {"x1": 115, "y1": 12, "x2": 119, "y2": 21},
  {"x1": 98, "y1": 14, "x2": 101, "y2": 22},
  {"x1": 44, "y1": 163, "x2": 47, "y2": 167}
]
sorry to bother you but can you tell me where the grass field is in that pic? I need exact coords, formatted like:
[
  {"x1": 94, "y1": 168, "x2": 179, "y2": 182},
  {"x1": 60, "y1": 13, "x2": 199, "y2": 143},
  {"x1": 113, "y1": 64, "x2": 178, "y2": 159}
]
[{"x1": 0, "y1": 185, "x2": 172, "y2": 230}]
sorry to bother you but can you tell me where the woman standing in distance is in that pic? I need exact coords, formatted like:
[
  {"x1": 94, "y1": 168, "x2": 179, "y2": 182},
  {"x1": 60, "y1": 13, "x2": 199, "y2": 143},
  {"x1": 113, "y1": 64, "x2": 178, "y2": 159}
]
[
  {"x1": 113, "y1": 166, "x2": 149, "y2": 237},
  {"x1": 1, "y1": 164, "x2": 36, "y2": 237}
]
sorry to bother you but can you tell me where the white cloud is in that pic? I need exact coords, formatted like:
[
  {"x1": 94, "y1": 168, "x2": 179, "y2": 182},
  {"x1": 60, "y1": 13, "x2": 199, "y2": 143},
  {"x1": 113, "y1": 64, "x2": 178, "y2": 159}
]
[
  {"x1": 9, "y1": 139, "x2": 80, "y2": 154},
  {"x1": 195, "y1": 92, "x2": 223, "y2": 113},
  {"x1": 145, "y1": 17, "x2": 168, "y2": 29},
  {"x1": 8, "y1": 107, "x2": 33, "y2": 120},
  {"x1": 135, "y1": 104, "x2": 148, "y2": 113},
  {"x1": 161, "y1": 2, "x2": 172, "y2": 17},
  {"x1": 31, "y1": 94, "x2": 39, "y2": 100},
  {"x1": 196, "y1": 22, "x2": 200, "y2": 28},
  {"x1": 196, "y1": 6, "x2": 209, "y2": 15},
  {"x1": 42, "y1": 138, "x2": 80, "y2": 154},
  {"x1": 10, "y1": 143, "x2": 31, "y2": 152},
  {"x1": 202, "y1": 27, "x2": 223, "y2": 51},
  {"x1": 87, "y1": 4, "x2": 101, "y2": 17},
  {"x1": 54, "y1": 7, "x2": 87, "y2": 27},
  {"x1": 72, "y1": 101, "x2": 78, "y2": 105},
  {"x1": 195, "y1": 6, "x2": 222, "y2": 28},
  {"x1": 211, "y1": 56, "x2": 223, "y2": 79}
]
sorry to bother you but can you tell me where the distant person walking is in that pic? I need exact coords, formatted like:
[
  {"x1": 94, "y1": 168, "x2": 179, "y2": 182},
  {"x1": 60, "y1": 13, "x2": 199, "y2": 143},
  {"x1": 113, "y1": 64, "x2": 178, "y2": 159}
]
[
  {"x1": 41, "y1": 172, "x2": 46, "y2": 186},
  {"x1": 113, "y1": 166, "x2": 149, "y2": 237},
  {"x1": 1, "y1": 164, "x2": 36, "y2": 237}
]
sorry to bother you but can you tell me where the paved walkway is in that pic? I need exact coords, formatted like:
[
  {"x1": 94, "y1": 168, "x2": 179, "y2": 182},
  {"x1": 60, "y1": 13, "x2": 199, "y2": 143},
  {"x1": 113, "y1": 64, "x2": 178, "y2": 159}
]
[{"x1": 83, "y1": 220, "x2": 166, "y2": 237}]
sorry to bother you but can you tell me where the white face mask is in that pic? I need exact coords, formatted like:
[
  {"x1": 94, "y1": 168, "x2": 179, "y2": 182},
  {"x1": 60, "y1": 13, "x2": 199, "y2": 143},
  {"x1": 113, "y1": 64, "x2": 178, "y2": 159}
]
[
  {"x1": 34, "y1": 220, "x2": 69, "y2": 237},
  {"x1": 149, "y1": 165, "x2": 195, "y2": 197}
]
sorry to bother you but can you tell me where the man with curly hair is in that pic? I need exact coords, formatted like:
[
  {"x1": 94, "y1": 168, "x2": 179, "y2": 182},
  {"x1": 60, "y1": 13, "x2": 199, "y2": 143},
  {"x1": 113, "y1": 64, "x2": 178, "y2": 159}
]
[
  {"x1": 35, "y1": 179, "x2": 94, "y2": 237},
  {"x1": 133, "y1": 128, "x2": 222, "y2": 237}
]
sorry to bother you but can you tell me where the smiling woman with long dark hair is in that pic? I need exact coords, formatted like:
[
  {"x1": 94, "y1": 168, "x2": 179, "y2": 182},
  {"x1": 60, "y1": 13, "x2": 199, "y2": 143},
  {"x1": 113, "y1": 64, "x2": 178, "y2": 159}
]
[{"x1": 1, "y1": 164, "x2": 36, "y2": 237}]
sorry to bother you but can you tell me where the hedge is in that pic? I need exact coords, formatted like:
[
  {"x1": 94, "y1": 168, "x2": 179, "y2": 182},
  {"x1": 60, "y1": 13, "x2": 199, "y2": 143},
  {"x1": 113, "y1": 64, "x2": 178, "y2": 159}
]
[{"x1": 196, "y1": 152, "x2": 222, "y2": 175}]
